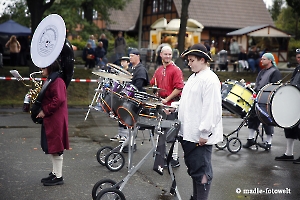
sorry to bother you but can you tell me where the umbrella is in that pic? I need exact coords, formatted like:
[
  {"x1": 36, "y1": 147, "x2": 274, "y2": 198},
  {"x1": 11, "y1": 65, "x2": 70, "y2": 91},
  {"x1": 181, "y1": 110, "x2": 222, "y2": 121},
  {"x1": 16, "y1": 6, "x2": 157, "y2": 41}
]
[{"x1": 0, "y1": 19, "x2": 31, "y2": 36}]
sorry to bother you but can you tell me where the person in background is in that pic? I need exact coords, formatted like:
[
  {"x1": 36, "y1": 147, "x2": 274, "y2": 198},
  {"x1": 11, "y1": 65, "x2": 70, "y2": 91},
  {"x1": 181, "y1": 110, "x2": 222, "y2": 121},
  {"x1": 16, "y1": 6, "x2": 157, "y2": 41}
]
[
  {"x1": 98, "y1": 33, "x2": 109, "y2": 54},
  {"x1": 5, "y1": 35, "x2": 21, "y2": 66},
  {"x1": 179, "y1": 43, "x2": 223, "y2": 200},
  {"x1": 247, "y1": 46, "x2": 260, "y2": 73},
  {"x1": 82, "y1": 42, "x2": 95, "y2": 69},
  {"x1": 36, "y1": 61, "x2": 69, "y2": 186},
  {"x1": 275, "y1": 49, "x2": 300, "y2": 164},
  {"x1": 229, "y1": 38, "x2": 240, "y2": 72},
  {"x1": 114, "y1": 31, "x2": 126, "y2": 62},
  {"x1": 87, "y1": 35, "x2": 96, "y2": 50},
  {"x1": 95, "y1": 41, "x2": 106, "y2": 69},
  {"x1": 243, "y1": 53, "x2": 281, "y2": 151},
  {"x1": 238, "y1": 46, "x2": 249, "y2": 71},
  {"x1": 150, "y1": 45, "x2": 184, "y2": 168}
]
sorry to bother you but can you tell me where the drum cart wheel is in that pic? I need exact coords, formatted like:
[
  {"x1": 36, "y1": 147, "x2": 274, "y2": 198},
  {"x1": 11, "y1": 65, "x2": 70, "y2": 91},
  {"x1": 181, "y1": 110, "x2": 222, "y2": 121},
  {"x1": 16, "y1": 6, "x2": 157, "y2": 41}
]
[
  {"x1": 105, "y1": 151, "x2": 125, "y2": 172},
  {"x1": 96, "y1": 146, "x2": 113, "y2": 166},
  {"x1": 215, "y1": 134, "x2": 228, "y2": 150},
  {"x1": 227, "y1": 137, "x2": 242, "y2": 153},
  {"x1": 92, "y1": 179, "x2": 117, "y2": 200},
  {"x1": 95, "y1": 188, "x2": 126, "y2": 200}
]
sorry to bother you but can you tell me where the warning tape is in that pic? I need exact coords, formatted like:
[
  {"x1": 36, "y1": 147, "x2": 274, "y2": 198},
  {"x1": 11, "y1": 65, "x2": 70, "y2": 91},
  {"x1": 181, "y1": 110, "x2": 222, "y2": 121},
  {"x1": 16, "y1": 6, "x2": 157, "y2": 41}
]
[
  {"x1": 0, "y1": 77, "x2": 98, "y2": 83},
  {"x1": 0, "y1": 76, "x2": 255, "y2": 86}
]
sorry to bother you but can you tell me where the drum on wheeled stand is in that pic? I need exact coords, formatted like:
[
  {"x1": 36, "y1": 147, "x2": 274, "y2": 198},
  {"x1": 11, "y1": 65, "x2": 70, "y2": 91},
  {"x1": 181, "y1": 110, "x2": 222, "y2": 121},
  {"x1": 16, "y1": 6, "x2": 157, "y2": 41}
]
[{"x1": 221, "y1": 79, "x2": 255, "y2": 118}]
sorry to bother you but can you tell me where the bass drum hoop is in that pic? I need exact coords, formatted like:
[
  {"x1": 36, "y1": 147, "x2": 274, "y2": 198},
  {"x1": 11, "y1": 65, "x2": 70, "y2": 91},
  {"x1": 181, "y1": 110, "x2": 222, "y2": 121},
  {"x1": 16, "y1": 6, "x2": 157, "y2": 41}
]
[{"x1": 117, "y1": 96, "x2": 141, "y2": 128}]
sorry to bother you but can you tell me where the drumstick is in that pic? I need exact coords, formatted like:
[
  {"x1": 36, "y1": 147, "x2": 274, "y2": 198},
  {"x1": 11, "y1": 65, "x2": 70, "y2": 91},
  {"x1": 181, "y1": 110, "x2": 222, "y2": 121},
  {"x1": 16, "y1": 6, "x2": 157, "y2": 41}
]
[{"x1": 154, "y1": 78, "x2": 157, "y2": 86}]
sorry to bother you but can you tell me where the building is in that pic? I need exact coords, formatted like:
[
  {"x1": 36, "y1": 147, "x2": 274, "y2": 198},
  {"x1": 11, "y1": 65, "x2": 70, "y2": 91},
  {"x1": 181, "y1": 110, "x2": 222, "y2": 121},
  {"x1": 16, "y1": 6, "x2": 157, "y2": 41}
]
[{"x1": 95, "y1": 0, "x2": 274, "y2": 52}]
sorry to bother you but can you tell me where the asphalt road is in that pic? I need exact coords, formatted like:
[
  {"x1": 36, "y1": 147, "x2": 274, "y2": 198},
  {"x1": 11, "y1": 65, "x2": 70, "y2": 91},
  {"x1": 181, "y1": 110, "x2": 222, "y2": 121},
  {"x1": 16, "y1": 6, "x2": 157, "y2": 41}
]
[{"x1": 1, "y1": 107, "x2": 300, "y2": 200}]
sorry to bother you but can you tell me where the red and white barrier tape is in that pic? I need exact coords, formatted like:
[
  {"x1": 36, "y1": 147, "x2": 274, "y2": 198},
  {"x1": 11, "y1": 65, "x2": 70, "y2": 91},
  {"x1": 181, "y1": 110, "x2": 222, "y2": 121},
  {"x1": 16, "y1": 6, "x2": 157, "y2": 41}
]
[{"x1": 0, "y1": 77, "x2": 98, "y2": 83}]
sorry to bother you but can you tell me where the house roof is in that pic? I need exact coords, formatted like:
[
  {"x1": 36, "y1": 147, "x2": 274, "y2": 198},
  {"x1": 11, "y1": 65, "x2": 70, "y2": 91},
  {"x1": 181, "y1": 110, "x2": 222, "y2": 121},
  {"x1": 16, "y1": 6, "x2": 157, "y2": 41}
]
[
  {"x1": 227, "y1": 24, "x2": 291, "y2": 37},
  {"x1": 108, "y1": 0, "x2": 274, "y2": 31}
]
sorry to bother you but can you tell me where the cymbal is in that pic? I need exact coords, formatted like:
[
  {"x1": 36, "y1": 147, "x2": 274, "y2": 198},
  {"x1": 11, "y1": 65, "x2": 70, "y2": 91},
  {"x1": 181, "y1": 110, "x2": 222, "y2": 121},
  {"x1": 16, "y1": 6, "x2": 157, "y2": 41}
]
[
  {"x1": 107, "y1": 63, "x2": 132, "y2": 77},
  {"x1": 92, "y1": 71, "x2": 131, "y2": 82},
  {"x1": 135, "y1": 91, "x2": 160, "y2": 99},
  {"x1": 144, "y1": 86, "x2": 165, "y2": 91}
]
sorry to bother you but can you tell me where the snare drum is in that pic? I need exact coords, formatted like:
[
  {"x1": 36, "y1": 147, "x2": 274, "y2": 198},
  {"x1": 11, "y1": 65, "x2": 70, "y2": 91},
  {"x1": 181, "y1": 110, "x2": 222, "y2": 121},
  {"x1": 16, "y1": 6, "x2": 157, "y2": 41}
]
[
  {"x1": 255, "y1": 83, "x2": 300, "y2": 128},
  {"x1": 117, "y1": 96, "x2": 142, "y2": 128},
  {"x1": 222, "y1": 80, "x2": 255, "y2": 118},
  {"x1": 139, "y1": 103, "x2": 159, "y2": 119}
]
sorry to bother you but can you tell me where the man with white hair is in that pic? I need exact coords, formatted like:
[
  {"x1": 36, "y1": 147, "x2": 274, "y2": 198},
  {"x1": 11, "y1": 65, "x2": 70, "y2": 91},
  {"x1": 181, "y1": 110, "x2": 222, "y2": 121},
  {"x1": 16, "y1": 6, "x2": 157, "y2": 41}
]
[{"x1": 150, "y1": 45, "x2": 184, "y2": 168}]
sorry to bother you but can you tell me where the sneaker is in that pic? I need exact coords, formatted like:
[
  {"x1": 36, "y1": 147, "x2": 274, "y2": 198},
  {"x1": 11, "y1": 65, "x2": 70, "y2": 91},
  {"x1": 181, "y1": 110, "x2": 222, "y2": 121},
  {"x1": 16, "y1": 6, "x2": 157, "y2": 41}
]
[
  {"x1": 257, "y1": 142, "x2": 271, "y2": 151},
  {"x1": 43, "y1": 176, "x2": 64, "y2": 186},
  {"x1": 275, "y1": 154, "x2": 294, "y2": 161},
  {"x1": 110, "y1": 135, "x2": 121, "y2": 141},
  {"x1": 170, "y1": 159, "x2": 180, "y2": 168},
  {"x1": 41, "y1": 172, "x2": 55, "y2": 183},
  {"x1": 118, "y1": 136, "x2": 127, "y2": 143},
  {"x1": 122, "y1": 144, "x2": 137, "y2": 153},
  {"x1": 293, "y1": 157, "x2": 300, "y2": 164},
  {"x1": 243, "y1": 138, "x2": 255, "y2": 148},
  {"x1": 164, "y1": 158, "x2": 180, "y2": 168}
]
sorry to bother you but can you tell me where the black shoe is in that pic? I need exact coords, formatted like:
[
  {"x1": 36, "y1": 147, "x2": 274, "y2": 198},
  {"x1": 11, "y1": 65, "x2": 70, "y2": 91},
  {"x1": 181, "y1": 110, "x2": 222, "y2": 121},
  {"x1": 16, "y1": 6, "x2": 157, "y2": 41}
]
[
  {"x1": 122, "y1": 144, "x2": 137, "y2": 153},
  {"x1": 41, "y1": 172, "x2": 55, "y2": 183},
  {"x1": 243, "y1": 139, "x2": 255, "y2": 148},
  {"x1": 164, "y1": 158, "x2": 180, "y2": 168},
  {"x1": 275, "y1": 154, "x2": 294, "y2": 161},
  {"x1": 43, "y1": 176, "x2": 64, "y2": 186},
  {"x1": 257, "y1": 142, "x2": 271, "y2": 151},
  {"x1": 293, "y1": 157, "x2": 300, "y2": 164},
  {"x1": 170, "y1": 159, "x2": 180, "y2": 168}
]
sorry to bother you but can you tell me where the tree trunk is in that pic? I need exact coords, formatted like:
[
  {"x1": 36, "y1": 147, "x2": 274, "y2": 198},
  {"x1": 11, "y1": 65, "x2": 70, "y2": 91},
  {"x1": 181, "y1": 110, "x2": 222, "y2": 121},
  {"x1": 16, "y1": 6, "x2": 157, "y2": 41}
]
[
  {"x1": 82, "y1": 1, "x2": 95, "y2": 24},
  {"x1": 177, "y1": 0, "x2": 190, "y2": 69},
  {"x1": 26, "y1": 0, "x2": 55, "y2": 72}
]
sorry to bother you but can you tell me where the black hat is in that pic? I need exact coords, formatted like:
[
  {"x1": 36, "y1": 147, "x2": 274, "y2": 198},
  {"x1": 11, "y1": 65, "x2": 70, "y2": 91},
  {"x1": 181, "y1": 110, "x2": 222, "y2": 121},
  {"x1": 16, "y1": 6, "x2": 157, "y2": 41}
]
[
  {"x1": 296, "y1": 48, "x2": 300, "y2": 55},
  {"x1": 180, "y1": 43, "x2": 212, "y2": 61},
  {"x1": 130, "y1": 48, "x2": 140, "y2": 55},
  {"x1": 120, "y1": 56, "x2": 130, "y2": 62}
]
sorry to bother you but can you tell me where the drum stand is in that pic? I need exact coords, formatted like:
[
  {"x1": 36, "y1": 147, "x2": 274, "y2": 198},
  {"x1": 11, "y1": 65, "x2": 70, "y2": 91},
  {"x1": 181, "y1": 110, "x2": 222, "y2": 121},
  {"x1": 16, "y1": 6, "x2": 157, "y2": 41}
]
[
  {"x1": 216, "y1": 107, "x2": 265, "y2": 153},
  {"x1": 84, "y1": 79, "x2": 104, "y2": 121},
  {"x1": 92, "y1": 112, "x2": 182, "y2": 200}
]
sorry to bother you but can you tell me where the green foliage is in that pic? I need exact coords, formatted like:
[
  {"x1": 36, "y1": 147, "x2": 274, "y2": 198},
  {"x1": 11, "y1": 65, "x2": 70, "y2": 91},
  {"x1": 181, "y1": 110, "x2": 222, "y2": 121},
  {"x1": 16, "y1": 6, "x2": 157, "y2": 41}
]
[
  {"x1": 268, "y1": 0, "x2": 284, "y2": 21},
  {"x1": 70, "y1": 39, "x2": 86, "y2": 50},
  {"x1": 275, "y1": 6, "x2": 300, "y2": 38}
]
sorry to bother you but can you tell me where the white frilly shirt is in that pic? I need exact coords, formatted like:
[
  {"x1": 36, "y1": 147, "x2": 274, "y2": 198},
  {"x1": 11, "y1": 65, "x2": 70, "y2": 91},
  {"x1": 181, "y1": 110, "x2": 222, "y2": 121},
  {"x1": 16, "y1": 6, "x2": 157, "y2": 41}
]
[{"x1": 178, "y1": 68, "x2": 223, "y2": 145}]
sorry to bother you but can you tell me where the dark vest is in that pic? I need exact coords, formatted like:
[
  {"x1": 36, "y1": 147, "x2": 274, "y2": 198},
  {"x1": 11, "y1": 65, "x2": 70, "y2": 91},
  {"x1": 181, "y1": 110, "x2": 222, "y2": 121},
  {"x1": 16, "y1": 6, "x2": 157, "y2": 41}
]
[{"x1": 255, "y1": 67, "x2": 276, "y2": 92}]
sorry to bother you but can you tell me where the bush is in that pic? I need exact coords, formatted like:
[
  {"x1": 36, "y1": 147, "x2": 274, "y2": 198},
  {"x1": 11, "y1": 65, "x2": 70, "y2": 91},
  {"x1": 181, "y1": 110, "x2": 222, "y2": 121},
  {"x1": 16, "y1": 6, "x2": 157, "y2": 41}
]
[{"x1": 70, "y1": 39, "x2": 87, "y2": 50}]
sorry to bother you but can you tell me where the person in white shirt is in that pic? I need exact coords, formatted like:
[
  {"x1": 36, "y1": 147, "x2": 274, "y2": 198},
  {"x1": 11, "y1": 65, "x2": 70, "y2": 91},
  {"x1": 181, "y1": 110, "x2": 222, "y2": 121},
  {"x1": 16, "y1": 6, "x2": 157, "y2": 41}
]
[{"x1": 179, "y1": 43, "x2": 223, "y2": 200}]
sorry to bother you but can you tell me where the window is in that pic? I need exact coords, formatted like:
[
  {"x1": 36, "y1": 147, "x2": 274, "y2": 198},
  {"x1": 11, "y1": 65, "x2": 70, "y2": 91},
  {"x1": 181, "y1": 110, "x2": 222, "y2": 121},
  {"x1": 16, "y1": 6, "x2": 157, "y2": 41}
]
[
  {"x1": 159, "y1": 0, "x2": 164, "y2": 12},
  {"x1": 166, "y1": 0, "x2": 172, "y2": 11},
  {"x1": 153, "y1": 0, "x2": 158, "y2": 13}
]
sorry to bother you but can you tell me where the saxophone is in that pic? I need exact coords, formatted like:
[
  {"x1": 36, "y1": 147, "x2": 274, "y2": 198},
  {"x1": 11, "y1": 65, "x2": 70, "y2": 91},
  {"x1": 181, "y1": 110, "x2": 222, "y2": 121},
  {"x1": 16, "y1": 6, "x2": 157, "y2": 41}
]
[{"x1": 23, "y1": 71, "x2": 43, "y2": 112}]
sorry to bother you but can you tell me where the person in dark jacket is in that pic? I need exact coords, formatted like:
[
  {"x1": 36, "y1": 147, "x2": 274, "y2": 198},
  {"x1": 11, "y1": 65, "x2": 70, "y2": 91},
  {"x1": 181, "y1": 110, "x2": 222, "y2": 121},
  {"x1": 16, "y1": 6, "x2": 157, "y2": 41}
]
[
  {"x1": 95, "y1": 41, "x2": 106, "y2": 69},
  {"x1": 36, "y1": 61, "x2": 69, "y2": 186},
  {"x1": 275, "y1": 49, "x2": 300, "y2": 164},
  {"x1": 82, "y1": 42, "x2": 95, "y2": 69}
]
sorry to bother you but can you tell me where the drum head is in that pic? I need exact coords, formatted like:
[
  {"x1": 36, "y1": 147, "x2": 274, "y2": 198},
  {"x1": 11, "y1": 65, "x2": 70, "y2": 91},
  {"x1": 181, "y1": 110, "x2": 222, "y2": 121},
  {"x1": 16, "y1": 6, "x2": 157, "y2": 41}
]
[
  {"x1": 31, "y1": 14, "x2": 66, "y2": 68},
  {"x1": 272, "y1": 85, "x2": 300, "y2": 128}
]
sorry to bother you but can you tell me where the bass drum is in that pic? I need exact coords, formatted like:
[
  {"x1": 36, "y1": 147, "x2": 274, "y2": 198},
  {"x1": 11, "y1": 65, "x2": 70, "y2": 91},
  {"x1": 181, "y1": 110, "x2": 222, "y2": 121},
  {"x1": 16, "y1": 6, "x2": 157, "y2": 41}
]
[
  {"x1": 117, "y1": 97, "x2": 142, "y2": 128},
  {"x1": 221, "y1": 80, "x2": 255, "y2": 118},
  {"x1": 255, "y1": 83, "x2": 300, "y2": 128}
]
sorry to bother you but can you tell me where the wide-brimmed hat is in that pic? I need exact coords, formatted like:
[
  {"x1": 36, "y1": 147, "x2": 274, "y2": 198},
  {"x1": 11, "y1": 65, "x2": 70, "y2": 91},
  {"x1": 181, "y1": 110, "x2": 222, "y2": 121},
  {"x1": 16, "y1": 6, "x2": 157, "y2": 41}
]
[
  {"x1": 120, "y1": 56, "x2": 130, "y2": 62},
  {"x1": 180, "y1": 43, "x2": 212, "y2": 61}
]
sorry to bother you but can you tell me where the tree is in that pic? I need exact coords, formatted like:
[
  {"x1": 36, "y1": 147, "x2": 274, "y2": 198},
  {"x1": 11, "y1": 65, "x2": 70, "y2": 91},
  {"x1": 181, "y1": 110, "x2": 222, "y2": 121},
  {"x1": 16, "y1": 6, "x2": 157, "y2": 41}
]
[
  {"x1": 268, "y1": 0, "x2": 284, "y2": 21},
  {"x1": 275, "y1": 6, "x2": 300, "y2": 38},
  {"x1": 177, "y1": 0, "x2": 190, "y2": 55},
  {"x1": 0, "y1": 0, "x2": 30, "y2": 26},
  {"x1": 286, "y1": 0, "x2": 300, "y2": 39},
  {"x1": 26, "y1": 0, "x2": 56, "y2": 34}
]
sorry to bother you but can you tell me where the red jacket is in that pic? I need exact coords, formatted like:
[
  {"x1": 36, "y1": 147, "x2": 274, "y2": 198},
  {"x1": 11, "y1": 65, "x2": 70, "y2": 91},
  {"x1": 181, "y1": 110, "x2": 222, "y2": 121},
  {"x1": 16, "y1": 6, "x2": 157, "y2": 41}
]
[{"x1": 42, "y1": 77, "x2": 69, "y2": 153}]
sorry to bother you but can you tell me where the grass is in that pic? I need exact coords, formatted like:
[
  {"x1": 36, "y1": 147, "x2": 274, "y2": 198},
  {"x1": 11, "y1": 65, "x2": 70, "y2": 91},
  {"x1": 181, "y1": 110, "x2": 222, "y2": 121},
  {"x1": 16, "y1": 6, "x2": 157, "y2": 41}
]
[{"x1": 0, "y1": 64, "x2": 292, "y2": 107}]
